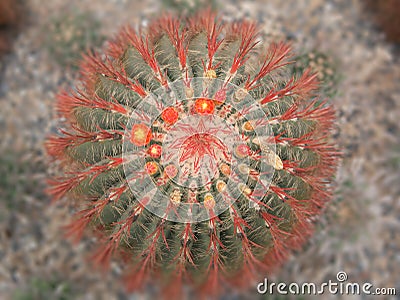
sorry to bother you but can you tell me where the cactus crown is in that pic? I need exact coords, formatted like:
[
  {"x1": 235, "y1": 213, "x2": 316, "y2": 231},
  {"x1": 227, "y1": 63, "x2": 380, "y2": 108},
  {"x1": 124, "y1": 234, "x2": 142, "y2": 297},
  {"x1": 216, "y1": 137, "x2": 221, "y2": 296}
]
[{"x1": 47, "y1": 10, "x2": 339, "y2": 297}]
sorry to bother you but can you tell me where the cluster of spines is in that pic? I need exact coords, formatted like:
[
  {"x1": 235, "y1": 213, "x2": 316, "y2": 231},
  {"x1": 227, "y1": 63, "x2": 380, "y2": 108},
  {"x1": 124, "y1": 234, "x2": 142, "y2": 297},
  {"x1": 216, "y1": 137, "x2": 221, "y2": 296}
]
[{"x1": 46, "y1": 10, "x2": 339, "y2": 297}]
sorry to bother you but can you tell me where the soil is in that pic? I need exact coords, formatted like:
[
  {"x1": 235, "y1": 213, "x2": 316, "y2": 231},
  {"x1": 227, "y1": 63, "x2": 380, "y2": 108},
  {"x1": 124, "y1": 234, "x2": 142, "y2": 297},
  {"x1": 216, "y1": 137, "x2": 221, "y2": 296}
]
[{"x1": 0, "y1": 0, "x2": 399, "y2": 299}]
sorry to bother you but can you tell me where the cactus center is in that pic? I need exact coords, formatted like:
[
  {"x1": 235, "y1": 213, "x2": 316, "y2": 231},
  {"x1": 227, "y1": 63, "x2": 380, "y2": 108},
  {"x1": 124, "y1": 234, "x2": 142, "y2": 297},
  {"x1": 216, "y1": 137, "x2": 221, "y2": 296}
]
[
  {"x1": 162, "y1": 115, "x2": 235, "y2": 189},
  {"x1": 123, "y1": 78, "x2": 277, "y2": 222},
  {"x1": 178, "y1": 133, "x2": 229, "y2": 183}
]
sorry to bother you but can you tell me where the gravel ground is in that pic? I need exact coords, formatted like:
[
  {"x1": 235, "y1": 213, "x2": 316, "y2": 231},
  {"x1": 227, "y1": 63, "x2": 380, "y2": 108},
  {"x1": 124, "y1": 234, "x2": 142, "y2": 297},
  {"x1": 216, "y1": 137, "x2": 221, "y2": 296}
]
[{"x1": 0, "y1": 0, "x2": 399, "y2": 299}]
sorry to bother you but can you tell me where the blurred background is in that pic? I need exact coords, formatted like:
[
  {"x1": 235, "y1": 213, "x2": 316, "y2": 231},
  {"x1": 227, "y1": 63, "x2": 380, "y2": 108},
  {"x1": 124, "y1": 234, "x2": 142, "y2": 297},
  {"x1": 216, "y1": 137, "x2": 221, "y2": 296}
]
[{"x1": 0, "y1": 0, "x2": 399, "y2": 299}]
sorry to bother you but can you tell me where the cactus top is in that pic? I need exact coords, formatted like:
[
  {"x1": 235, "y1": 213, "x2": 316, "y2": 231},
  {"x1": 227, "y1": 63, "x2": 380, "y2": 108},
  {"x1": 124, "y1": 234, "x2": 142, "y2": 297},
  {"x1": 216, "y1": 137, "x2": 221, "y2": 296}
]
[{"x1": 46, "y1": 10, "x2": 339, "y2": 298}]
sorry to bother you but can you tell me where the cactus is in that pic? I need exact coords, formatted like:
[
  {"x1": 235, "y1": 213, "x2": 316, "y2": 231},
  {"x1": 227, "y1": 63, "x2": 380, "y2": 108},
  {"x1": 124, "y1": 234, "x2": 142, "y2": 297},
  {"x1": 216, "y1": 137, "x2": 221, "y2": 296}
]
[
  {"x1": 291, "y1": 50, "x2": 340, "y2": 99},
  {"x1": 46, "y1": 10, "x2": 339, "y2": 297}
]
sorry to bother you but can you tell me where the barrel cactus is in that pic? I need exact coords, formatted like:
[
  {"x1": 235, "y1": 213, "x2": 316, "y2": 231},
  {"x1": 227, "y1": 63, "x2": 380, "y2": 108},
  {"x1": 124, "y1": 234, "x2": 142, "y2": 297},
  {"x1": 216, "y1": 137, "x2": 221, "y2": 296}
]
[
  {"x1": 46, "y1": 10, "x2": 339, "y2": 297},
  {"x1": 292, "y1": 50, "x2": 340, "y2": 99}
]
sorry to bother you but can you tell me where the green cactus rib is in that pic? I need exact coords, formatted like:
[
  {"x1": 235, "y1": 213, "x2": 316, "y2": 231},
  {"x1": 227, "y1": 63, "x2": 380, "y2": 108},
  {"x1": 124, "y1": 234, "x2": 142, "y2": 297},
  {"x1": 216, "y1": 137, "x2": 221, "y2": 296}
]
[{"x1": 46, "y1": 10, "x2": 339, "y2": 297}]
